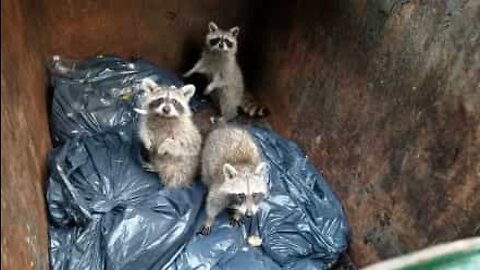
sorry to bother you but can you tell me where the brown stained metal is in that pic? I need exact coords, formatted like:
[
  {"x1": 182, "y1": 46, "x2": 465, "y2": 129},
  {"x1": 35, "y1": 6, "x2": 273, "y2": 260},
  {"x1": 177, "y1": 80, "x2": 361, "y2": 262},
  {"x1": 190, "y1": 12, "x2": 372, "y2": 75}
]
[
  {"x1": 1, "y1": 0, "x2": 51, "y2": 269},
  {"x1": 243, "y1": 0, "x2": 480, "y2": 267},
  {"x1": 1, "y1": 0, "x2": 479, "y2": 269},
  {"x1": 35, "y1": 0, "x2": 250, "y2": 72},
  {"x1": 1, "y1": 0, "x2": 249, "y2": 269}
]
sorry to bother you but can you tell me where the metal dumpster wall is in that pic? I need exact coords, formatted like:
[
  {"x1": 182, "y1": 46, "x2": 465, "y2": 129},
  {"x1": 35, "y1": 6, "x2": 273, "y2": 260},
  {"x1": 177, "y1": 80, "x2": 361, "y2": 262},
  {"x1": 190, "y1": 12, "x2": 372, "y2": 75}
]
[
  {"x1": 32, "y1": 0, "x2": 251, "y2": 73},
  {"x1": 242, "y1": 0, "x2": 480, "y2": 267},
  {"x1": 1, "y1": 0, "x2": 51, "y2": 269}
]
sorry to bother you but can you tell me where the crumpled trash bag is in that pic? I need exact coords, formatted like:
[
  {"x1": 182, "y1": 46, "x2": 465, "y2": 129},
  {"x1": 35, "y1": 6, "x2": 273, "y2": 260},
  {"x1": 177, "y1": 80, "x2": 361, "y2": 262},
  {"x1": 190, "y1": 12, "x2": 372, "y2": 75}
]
[
  {"x1": 48, "y1": 55, "x2": 207, "y2": 146},
  {"x1": 166, "y1": 127, "x2": 349, "y2": 270},
  {"x1": 46, "y1": 56, "x2": 349, "y2": 270},
  {"x1": 47, "y1": 127, "x2": 204, "y2": 270}
]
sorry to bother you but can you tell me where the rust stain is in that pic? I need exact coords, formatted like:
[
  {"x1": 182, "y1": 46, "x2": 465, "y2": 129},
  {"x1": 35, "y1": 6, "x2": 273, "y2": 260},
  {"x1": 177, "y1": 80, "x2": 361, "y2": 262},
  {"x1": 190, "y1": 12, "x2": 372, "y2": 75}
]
[{"x1": 243, "y1": 0, "x2": 480, "y2": 267}]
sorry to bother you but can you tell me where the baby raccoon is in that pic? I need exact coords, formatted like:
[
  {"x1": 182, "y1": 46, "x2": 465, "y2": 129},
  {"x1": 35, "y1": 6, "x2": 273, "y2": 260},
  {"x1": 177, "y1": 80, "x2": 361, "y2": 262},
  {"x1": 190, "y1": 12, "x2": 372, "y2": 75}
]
[
  {"x1": 184, "y1": 21, "x2": 268, "y2": 121},
  {"x1": 136, "y1": 78, "x2": 202, "y2": 188},
  {"x1": 200, "y1": 125, "x2": 268, "y2": 235}
]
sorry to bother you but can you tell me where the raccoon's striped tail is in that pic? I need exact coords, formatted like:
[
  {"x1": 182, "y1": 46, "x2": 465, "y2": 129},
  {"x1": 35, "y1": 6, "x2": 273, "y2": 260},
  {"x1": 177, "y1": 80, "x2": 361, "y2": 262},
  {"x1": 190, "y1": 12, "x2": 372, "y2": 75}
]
[{"x1": 240, "y1": 92, "x2": 270, "y2": 118}]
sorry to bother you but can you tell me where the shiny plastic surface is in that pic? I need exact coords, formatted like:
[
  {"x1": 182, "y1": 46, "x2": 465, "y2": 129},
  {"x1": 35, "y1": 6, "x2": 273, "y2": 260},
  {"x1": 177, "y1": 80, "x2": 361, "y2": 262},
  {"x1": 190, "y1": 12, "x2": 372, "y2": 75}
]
[{"x1": 49, "y1": 55, "x2": 188, "y2": 145}]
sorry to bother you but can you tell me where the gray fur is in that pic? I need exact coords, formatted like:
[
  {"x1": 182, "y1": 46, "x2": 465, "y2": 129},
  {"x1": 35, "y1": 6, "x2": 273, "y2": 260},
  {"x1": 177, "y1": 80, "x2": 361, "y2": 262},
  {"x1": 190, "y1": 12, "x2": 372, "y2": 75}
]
[
  {"x1": 137, "y1": 79, "x2": 202, "y2": 188},
  {"x1": 184, "y1": 21, "x2": 244, "y2": 122},
  {"x1": 200, "y1": 125, "x2": 268, "y2": 234}
]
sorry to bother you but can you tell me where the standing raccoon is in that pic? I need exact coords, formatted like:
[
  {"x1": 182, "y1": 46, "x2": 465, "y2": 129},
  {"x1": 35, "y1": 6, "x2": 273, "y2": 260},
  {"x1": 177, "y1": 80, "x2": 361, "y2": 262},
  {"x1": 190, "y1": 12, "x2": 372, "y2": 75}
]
[
  {"x1": 137, "y1": 78, "x2": 202, "y2": 188},
  {"x1": 200, "y1": 125, "x2": 268, "y2": 235},
  {"x1": 184, "y1": 21, "x2": 268, "y2": 121}
]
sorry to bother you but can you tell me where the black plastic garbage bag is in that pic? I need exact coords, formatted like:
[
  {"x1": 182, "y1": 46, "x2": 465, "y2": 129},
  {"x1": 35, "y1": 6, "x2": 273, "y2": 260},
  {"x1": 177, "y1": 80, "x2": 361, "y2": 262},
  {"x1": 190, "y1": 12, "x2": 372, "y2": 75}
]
[
  {"x1": 47, "y1": 126, "x2": 349, "y2": 270},
  {"x1": 48, "y1": 55, "x2": 206, "y2": 146},
  {"x1": 47, "y1": 128, "x2": 205, "y2": 270},
  {"x1": 46, "y1": 56, "x2": 349, "y2": 270},
  {"x1": 166, "y1": 127, "x2": 349, "y2": 270}
]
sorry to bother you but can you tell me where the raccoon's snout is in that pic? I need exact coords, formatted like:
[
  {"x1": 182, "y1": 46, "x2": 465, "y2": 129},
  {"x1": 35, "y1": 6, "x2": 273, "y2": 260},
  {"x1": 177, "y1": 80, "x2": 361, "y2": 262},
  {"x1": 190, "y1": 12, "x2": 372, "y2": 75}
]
[
  {"x1": 245, "y1": 209, "x2": 253, "y2": 217},
  {"x1": 162, "y1": 106, "x2": 171, "y2": 114},
  {"x1": 208, "y1": 36, "x2": 234, "y2": 51},
  {"x1": 157, "y1": 103, "x2": 177, "y2": 117}
]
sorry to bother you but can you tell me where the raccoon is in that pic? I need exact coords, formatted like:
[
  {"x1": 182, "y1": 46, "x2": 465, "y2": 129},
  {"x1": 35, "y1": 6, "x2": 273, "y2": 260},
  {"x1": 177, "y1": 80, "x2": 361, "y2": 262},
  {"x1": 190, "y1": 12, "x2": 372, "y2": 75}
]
[
  {"x1": 184, "y1": 21, "x2": 268, "y2": 121},
  {"x1": 136, "y1": 78, "x2": 202, "y2": 188},
  {"x1": 199, "y1": 125, "x2": 268, "y2": 235}
]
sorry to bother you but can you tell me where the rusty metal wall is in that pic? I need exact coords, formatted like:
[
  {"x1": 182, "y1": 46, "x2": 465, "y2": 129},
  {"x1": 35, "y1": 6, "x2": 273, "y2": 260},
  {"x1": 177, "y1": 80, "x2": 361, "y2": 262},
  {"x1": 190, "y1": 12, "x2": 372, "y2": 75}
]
[
  {"x1": 34, "y1": 0, "x2": 250, "y2": 72},
  {"x1": 1, "y1": 0, "x2": 51, "y2": 269},
  {"x1": 242, "y1": 0, "x2": 480, "y2": 267},
  {"x1": 1, "y1": 1, "x2": 249, "y2": 269}
]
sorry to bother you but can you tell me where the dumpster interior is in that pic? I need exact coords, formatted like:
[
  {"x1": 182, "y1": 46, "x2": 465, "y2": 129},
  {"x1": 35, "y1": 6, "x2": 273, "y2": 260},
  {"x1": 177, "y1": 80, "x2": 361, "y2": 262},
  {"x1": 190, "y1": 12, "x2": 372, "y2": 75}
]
[{"x1": 1, "y1": 0, "x2": 479, "y2": 269}]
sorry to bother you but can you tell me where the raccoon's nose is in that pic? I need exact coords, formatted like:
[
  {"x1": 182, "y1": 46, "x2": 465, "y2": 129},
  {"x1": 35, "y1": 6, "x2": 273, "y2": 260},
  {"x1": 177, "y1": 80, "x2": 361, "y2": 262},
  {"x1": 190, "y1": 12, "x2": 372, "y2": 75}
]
[
  {"x1": 162, "y1": 106, "x2": 171, "y2": 114},
  {"x1": 245, "y1": 210, "x2": 253, "y2": 217}
]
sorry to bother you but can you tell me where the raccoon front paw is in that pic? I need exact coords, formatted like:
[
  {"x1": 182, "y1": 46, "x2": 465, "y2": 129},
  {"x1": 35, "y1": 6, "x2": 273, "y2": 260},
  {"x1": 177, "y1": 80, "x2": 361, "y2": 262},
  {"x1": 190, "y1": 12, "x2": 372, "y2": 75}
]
[
  {"x1": 182, "y1": 70, "x2": 193, "y2": 78},
  {"x1": 230, "y1": 216, "x2": 243, "y2": 227},
  {"x1": 143, "y1": 140, "x2": 152, "y2": 151},
  {"x1": 157, "y1": 139, "x2": 176, "y2": 156},
  {"x1": 157, "y1": 147, "x2": 169, "y2": 156},
  {"x1": 209, "y1": 116, "x2": 217, "y2": 124},
  {"x1": 210, "y1": 116, "x2": 227, "y2": 125},
  {"x1": 199, "y1": 225, "x2": 212, "y2": 235},
  {"x1": 204, "y1": 85, "x2": 215, "y2": 95},
  {"x1": 141, "y1": 161, "x2": 155, "y2": 172},
  {"x1": 164, "y1": 137, "x2": 176, "y2": 144}
]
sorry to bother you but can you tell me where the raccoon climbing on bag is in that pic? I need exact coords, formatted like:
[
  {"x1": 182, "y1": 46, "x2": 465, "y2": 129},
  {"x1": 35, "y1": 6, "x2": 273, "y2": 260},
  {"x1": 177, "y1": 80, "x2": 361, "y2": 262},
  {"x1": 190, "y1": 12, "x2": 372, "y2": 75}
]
[{"x1": 199, "y1": 124, "x2": 268, "y2": 235}]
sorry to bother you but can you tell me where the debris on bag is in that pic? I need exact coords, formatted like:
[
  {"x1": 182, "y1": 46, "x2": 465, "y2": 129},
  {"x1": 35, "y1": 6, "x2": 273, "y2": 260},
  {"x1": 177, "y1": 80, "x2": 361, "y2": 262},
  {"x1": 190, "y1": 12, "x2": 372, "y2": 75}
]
[
  {"x1": 248, "y1": 235, "x2": 263, "y2": 247},
  {"x1": 246, "y1": 212, "x2": 262, "y2": 247}
]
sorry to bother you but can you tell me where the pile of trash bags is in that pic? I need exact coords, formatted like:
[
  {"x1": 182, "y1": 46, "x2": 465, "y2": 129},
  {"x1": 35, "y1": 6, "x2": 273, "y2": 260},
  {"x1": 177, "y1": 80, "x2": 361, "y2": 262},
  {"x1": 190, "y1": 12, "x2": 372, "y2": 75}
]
[{"x1": 46, "y1": 56, "x2": 350, "y2": 270}]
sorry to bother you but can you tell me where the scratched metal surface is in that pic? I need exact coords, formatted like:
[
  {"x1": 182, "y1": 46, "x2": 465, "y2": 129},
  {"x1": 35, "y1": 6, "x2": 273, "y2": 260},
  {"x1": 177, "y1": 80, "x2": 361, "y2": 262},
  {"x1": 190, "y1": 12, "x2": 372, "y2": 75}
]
[{"x1": 241, "y1": 0, "x2": 480, "y2": 267}]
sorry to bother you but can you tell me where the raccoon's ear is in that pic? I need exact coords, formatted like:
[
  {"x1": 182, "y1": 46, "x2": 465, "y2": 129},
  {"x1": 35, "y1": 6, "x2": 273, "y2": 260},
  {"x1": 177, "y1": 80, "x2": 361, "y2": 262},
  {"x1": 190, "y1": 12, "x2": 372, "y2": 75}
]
[
  {"x1": 181, "y1": 84, "x2": 196, "y2": 100},
  {"x1": 229, "y1": 26, "x2": 240, "y2": 37},
  {"x1": 142, "y1": 78, "x2": 158, "y2": 93},
  {"x1": 223, "y1": 163, "x2": 238, "y2": 179},
  {"x1": 208, "y1": 21, "x2": 218, "y2": 33},
  {"x1": 255, "y1": 162, "x2": 267, "y2": 176}
]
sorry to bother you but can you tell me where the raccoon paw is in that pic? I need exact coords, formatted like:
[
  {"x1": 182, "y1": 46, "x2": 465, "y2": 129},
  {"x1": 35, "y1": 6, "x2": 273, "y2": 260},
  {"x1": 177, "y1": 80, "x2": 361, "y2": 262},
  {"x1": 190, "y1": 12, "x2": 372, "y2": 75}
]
[
  {"x1": 210, "y1": 116, "x2": 227, "y2": 125},
  {"x1": 143, "y1": 140, "x2": 152, "y2": 151},
  {"x1": 141, "y1": 162, "x2": 155, "y2": 172},
  {"x1": 157, "y1": 148, "x2": 168, "y2": 156},
  {"x1": 199, "y1": 225, "x2": 212, "y2": 235},
  {"x1": 209, "y1": 117, "x2": 217, "y2": 124},
  {"x1": 204, "y1": 84, "x2": 216, "y2": 95},
  {"x1": 230, "y1": 217, "x2": 243, "y2": 227},
  {"x1": 157, "y1": 140, "x2": 175, "y2": 156},
  {"x1": 182, "y1": 70, "x2": 193, "y2": 78}
]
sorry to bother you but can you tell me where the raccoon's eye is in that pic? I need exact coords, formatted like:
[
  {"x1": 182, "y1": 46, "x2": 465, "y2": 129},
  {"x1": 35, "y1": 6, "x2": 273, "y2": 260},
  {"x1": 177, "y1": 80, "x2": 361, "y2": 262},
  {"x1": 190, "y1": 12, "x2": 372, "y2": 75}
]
[
  {"x1": 172, "y1": 99, "x2": 179, "y2": 105},
  {"x1": 252, "y1": 193, "x2": 264, "y2": 202},
  {"x1": 229, "y1": 194, "x2": 245, "y2": 205},
  {"x1": 209, "y1": 38, "x2": 221, "y2": 46},
  {"x1": 149, "y1": 98, "x2": 164, "y2": 108},
  {"x1": 224, "y1": 39, "x2": 233, "y2": 48}
]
